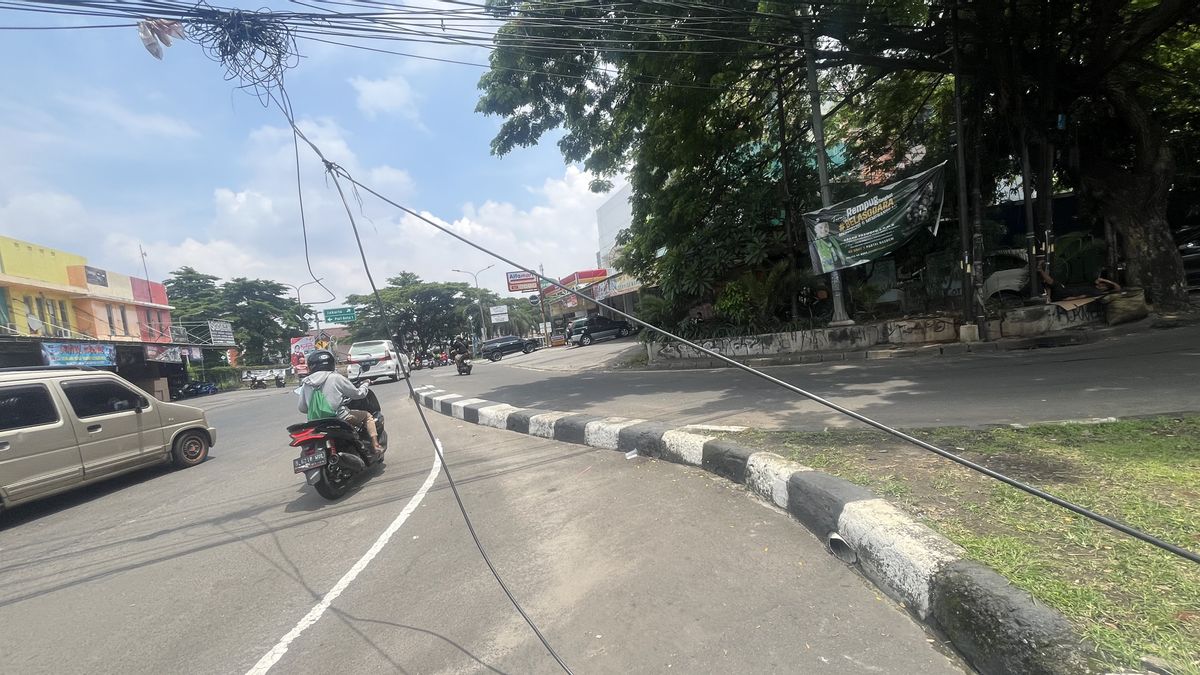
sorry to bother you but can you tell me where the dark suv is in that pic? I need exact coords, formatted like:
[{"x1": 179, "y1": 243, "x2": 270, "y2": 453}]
[
  {"x1": 569, "y1": 315, "x2": 635, "y2": 346},
  {"x1": 480, "y1": 335, "x2": 539, "y2": 361}
]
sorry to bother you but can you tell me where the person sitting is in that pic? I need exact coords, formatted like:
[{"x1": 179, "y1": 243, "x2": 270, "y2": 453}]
[
  {"x1": 297, "y1": 349, "x2": 383, "y2": 453},
  {"x1": 1038, "y1": 264, "x2": 1121, "y2": 302}
]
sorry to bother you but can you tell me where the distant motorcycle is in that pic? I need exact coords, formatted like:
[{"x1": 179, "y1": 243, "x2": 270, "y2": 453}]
[
  {"x1": 248, "y1": 375, "x2": 267, "y2": 390},
  {"x1": 455, "y1": 356, "x2": 473, "y2": 376},
  {"x1": 274, "y1": 374, "x2": 286, "y2": 388}
]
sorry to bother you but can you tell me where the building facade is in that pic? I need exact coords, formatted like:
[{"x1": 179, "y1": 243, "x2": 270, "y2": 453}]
[{"x1": 0, "y1": 236, "x2": 191, "y2": 399}]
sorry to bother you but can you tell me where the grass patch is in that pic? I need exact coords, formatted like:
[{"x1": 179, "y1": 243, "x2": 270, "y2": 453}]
[{"x1": 733, "y1": 417, "x2": 1200, "y2": 673}]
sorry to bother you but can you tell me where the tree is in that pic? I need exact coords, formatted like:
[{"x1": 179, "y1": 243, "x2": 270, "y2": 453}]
[
  {"x1": 164, "y1": 268, "x2": 305, "y2": 366},
  {"x1": 163, "y1": 267, "x2": 222, "y2": 323},
  {"x1": 477, "y1": 0, "x2": 1200, "y2": 310},
  {"x1": 346, "y1": 273, "x2": 477, "y2": 351},
  {"x1": 221, "y1": 278, "x2": 305, "y2": 364}
]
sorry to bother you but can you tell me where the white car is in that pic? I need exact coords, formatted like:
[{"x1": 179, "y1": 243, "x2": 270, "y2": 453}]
[{"x1": 346, "y1": 340, "x2": 409, "y2": 383}]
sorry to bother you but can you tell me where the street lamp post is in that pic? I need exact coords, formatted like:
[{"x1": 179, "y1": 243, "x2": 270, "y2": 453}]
[
  {"x1": 282, "y1": 279, "x2": 325, "y2": 334},
  {"x1": 452, "y1": 264, "x2": 494, "y2": 345}
]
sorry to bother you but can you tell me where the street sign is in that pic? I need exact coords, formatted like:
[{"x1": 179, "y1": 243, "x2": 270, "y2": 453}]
[
  {"x1": 490, "y1": 311, "x2": 509, "y2": 324},
  {"x1": 506, "y1": 271, "x2": 539, "y2": 293},
  {"x1": 529, "y1": 294, "x2": 540, "y2": 306},
  {"x1": 322, "y1": 307, "x2": 357, "y2": 323},
  {"x1": 489, "y1": 304, "x2": 508, "y2": 317}
]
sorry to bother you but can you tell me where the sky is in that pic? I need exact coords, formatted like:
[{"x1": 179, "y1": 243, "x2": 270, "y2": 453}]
[{"x1": 0, "y1": 2, "x2": 623, "y2": 309}]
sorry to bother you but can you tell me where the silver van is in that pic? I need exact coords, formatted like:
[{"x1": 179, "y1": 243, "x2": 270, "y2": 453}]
[{"x1": 0, "y1": 367, "x2": 216, "y2": 512}]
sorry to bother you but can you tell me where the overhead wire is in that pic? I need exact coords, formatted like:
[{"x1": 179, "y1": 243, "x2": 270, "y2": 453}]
[
  {"x1": 326, "y1": 156, "x2": 1200, "y2": 568},
  {"x1": 272, "y1": 90, "x2": 576, "y2": 673}
]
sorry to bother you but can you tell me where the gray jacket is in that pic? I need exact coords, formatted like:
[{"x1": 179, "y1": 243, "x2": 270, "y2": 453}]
[{"x1": 298, "y1": 371, "x2": 368, "y2": 417}]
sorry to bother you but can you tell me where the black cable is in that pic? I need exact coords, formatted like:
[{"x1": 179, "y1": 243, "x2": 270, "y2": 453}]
[
  {"x1": 275, "y1": 95, "x2": 576, "y2": 672},
  {"x1": 287, "y1": 90, "x2": 338, "y2": 305},
  {"x1": 326, "y1": 158, "x2": 1199, "y2": 567}
]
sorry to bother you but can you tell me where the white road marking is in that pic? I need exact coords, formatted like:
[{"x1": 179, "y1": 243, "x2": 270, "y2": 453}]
[{"x1": 245, "y1": 442, "x2": 444, "y2": 674}]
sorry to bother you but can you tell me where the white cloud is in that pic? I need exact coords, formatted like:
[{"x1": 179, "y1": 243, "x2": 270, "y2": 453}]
[
  {"x1": 0, "y1": 111, "x2": 614, "y2": 312},
  {"x1": 57, "y1": 93, "x2": 197, "y2": 139},
  {"x1": 349, "y1": 73, "x2": 421, "y2": 122}
]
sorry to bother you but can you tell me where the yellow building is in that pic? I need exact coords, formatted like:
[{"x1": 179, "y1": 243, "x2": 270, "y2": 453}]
[{"x1": 0, "y1": 236, "x2": 88, "y2": 339}]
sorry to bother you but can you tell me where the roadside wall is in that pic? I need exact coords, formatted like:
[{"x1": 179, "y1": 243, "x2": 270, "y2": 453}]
[
  {"x1": 647, "y1": 317, "x2": 958, "y2": 362},
  {"x1": 647, "y1": 306, "x2": 1105, "y2": 363}
]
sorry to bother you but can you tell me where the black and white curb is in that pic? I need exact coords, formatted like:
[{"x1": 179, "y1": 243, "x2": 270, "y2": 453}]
[{"x1": 413, "y1": 384, "x2": 1098, "y2": 675}]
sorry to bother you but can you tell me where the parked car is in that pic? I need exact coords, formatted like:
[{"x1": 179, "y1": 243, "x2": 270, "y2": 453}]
[
  {"x1": 569, "y1": 315, "x2": 636, "y2": 346},
  {"x1": 1176, "y1": 225, "x2": 1200, "y2": 291},
  {"x1": 0, "y1": 366, "x2": 216, "y2": 512},
  {"x1": 346, "y1": 340, "x2": 409, "y2": 383},
  {"x1": 480, "y1": 335, "x2": 539, "y2": 362}
]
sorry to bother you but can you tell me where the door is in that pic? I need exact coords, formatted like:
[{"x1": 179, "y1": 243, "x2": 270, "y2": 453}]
[
  {"x1": 0, "y1": 383, "x2": 83, "y2": 504},
  {"x1": 592, "y1": 317, "x2": 618, "y2": 340},
  {"x1": 58, "y1": 378, "x2": 161, "y2": 479}
]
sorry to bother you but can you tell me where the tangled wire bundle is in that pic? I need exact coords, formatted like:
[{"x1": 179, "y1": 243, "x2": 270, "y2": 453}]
[{"x1": 187, "y1": 2, "x2": 298, "y2": 101}]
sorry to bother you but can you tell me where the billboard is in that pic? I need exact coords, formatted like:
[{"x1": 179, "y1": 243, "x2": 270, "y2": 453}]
[
  {"x1": 489, "y1": 304, "x2": 508, "y2": 317},
  {"x1": 145, "y1": 344, "x2": 184, "y2": 363},
  {"x1": 290, "y1": 335, "x2": 317, "y2": 375},
  {"x1": 490, "y1": 311, "x2": 509, "y2": 324},
  {"x1": 507, "y1": 271, "x2": 539, "y2": 293},
  {"x1": 42, "y1": 342, "x2": 116, "y2": 367},
  {"x1": 84, "y1": 266, "x2": 109, "y2": 287},
  {"x1": 207, "y1": 320, "x2": 236, "y2": 346},
  {"x1": 803, "y1": 162, "x2": 946, "y2": 275}
]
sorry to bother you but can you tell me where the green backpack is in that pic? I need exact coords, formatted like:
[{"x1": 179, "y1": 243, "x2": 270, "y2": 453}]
[{"x1": 306, "y1": 387, "x2": 338, "y2": 421}]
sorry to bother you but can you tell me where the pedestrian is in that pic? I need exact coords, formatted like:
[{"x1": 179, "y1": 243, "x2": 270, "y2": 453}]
[{"x1": 1038, "y1": 263, "x2": 1121, "y2": 302}]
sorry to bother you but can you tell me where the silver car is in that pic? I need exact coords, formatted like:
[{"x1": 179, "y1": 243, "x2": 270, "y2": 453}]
[
  {"x1": 347, "y1": 340, "x2": 410, "y2": 383},
  {"x1": 0, "y1": 367, "x2": 216, "y2": 511}
]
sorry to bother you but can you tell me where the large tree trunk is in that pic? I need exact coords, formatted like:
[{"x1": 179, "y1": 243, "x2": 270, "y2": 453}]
[{"x1": 1075, "y1": 81, "x2": 1189, "y2": 309}]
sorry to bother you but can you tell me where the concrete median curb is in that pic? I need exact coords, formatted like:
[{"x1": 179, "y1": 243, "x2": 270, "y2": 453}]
[{"x1": 412, "y1": 384, "x2": 1098, "y2": 674}]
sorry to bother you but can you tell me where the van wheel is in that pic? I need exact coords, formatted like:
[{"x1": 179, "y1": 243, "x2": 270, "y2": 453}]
[
  {"x1": 618, "y1": 327, "x2": 631, "y2": 337},
  {"x1": 172, "y1": 431, "x2": 209, "y2": 468},
  {"x1": 488, "y1": 352, "x2": 503, "y2": 362},
  {"x1": 580, "y1": 334, "x2": 593, "y2": 346}
]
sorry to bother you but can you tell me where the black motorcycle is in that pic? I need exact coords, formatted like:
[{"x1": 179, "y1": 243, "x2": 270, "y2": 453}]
[
  {"x1": 455, "y1": 356, "x2": 473, "y2": 375},
  {"x1": 274, "y1": 374, "x2": 286, "y2": 388},
  {"x1": 287, "y1": 389, "x2": 387, "y2": 500},
  {"x1": 248, "y1": 375, "x2": 267, "y2": 390}
]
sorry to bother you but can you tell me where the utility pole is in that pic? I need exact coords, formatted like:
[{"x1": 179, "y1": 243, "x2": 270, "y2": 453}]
[
  {"x1": 802, "y1": 10, "x2": 852, "y2": 325},
  {"x1": 951, "y1": 0, "x2": 976, "y2": 330},
  {"x1": 774, "y1": 59, "x2": 800, "y2": 322},
  {"x1": 453, "y1": 264, "x2": 494, "y2": 343},
  {"x1": 539, "y1": 263, "x2": 552, "y2": 345},
  {"x1": 283, "y1": 279, "x2": 324, "y2": 334}
]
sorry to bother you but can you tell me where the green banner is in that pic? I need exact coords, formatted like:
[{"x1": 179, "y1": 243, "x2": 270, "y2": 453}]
[{"x1": 803, "y1": 162, "x2": 946, "y2": 275}]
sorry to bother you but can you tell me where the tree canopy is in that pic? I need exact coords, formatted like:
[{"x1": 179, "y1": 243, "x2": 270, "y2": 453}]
[
  {"x1": 477, "y1": 0, "x2": 1200, "y2": 312},
  {"x1": 345, "y1": 272, "x2": 541, "y2": 350},
  {"x1": 165, "y1": 266, "x2": 305, "y2": 365}
]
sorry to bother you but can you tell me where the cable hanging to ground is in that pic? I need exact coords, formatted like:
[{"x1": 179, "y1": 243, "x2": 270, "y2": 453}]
[
  {"x1": 322, "y1": 157, "x2": 1200, "y2": 568},
  {"x1": 276, "y1": 94, "x2": 575, "y2": 674}
]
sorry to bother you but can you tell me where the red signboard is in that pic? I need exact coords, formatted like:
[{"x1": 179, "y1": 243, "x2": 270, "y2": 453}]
[{"x1": 507, "y1": 270, "x2": 539, "y2": 293}]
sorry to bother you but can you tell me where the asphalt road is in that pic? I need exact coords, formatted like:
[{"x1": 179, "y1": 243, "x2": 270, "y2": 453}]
[
  {"x1": 0, "y1": 382, "x2": 963, "y2": 674},
  {"x1": 419, "y1": 324, "x2": 1200, "y2": 430}
]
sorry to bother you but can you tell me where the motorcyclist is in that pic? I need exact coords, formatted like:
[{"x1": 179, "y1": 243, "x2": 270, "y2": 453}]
[
  {"x1": 297, "y1": 350, "x2": 383, "y2": 453},
  {"x1": 450, "y1": 334, "x2": 470, "y2": 365}
]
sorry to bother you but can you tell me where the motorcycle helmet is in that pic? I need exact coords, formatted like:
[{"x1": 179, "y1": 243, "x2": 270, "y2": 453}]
[{"x1": 306, "y1": 349, "x2": 337, "y2": 373}]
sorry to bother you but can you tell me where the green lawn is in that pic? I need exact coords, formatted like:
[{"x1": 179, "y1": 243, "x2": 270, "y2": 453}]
[{"x1": 734, "y1": 417, "x2": 1200, "y2": 673}]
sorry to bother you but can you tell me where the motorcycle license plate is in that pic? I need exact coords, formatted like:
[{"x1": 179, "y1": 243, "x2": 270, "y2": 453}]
[{"x1": 293, "y1": 451, "x2": 327, "y2": 473}]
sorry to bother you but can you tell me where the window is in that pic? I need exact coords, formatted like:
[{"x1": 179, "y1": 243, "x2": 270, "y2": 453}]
[
  {"x1": 47, "y1": 300, "x2": 58, "y2": 332},
  {"x1": 0, "y1": 384, "x2": 60, "y2": 432},
  {"x1": 119, "y1": 306, "x2": 129, "y2": 336},
  {"x1": 35, "y1": 297, "x2": 46, "y2": 322},
  {"x1": 105, "y1": 304, "x2": 115, "y2": 336},
  {"x1": 58, "y1": 301, "x2": 69, "y2": 332},
  {"x1": 60, "y1": 380, "x2": 147, "y2": 419},
  {"x1": 157, "y1": 311, "x2": 165, "y2": 333}
]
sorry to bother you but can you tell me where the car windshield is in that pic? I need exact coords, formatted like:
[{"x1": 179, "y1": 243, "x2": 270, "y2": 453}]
[{"x1": 350, "y1": 341, "x2": 387, "y2": 355}]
